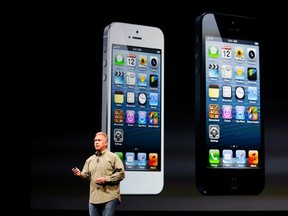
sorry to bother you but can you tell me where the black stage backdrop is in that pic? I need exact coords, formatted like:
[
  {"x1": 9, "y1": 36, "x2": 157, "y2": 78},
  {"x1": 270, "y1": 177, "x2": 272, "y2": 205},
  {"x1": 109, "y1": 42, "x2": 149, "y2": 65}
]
[{"x1": 31, "y1": 1, "x2": 288, "y2": 215}]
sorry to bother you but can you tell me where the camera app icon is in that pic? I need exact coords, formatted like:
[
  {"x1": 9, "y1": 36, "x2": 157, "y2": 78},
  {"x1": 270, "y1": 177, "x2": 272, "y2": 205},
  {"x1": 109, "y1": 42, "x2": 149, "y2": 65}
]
[{"x1": 150, "y1": 56, "x2": 158, "y2": 69}]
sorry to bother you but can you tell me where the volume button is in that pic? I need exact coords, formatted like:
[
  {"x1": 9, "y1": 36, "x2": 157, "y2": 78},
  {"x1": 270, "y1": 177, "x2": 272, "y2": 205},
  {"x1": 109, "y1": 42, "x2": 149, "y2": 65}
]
[
  {"x1": 103, "y1": 74, "x2": 107, "y2": 81},
  {"x1": 103, "y1": 44, "x2": 107, "y2": 53}
]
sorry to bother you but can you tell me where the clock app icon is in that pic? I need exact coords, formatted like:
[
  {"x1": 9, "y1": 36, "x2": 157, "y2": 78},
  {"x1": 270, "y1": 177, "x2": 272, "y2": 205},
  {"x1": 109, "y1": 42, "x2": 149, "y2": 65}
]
[
  {"x1": 138, "y1": 92, "x2": 147, "y2": 105},
  {"x1": 235, "y1": 86, "x2": 245, "y2": 100}
]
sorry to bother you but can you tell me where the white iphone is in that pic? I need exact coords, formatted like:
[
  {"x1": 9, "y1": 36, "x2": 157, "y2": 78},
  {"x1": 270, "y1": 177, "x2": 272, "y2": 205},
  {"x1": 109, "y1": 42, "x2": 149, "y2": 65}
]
[{"x1": 101, "y1": 22, "x2": 164, "y2": 194}]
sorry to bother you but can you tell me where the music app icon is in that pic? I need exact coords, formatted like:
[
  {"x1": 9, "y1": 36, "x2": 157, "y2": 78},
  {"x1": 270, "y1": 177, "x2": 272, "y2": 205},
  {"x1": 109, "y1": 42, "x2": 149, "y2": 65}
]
[
  {"x1": 149, "y1": 153, "x2": 158, "y2": 167},
  {"x1": 248, "y1": 150, "x2": 258, "y2": 165}
]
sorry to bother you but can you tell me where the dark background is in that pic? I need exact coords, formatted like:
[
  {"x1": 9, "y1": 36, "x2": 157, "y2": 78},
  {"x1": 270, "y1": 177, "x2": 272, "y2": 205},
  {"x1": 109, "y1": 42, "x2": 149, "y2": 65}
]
[{"x1": 32, "y1": 2, "x2": 288, "y2": 215}]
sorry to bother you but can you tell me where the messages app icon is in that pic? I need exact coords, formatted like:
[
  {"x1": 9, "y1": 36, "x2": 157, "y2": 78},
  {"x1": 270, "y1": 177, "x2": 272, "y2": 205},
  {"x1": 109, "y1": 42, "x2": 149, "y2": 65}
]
[{"x1": 208, "y1": 46, "x2": 219, "y2": 58}]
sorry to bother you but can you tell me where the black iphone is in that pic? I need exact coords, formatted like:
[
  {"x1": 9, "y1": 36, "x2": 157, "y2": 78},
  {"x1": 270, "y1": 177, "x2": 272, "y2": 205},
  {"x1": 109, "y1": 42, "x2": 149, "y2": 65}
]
[{"x1": 195, "y1": 12, "x2": 265, "y2": 195}]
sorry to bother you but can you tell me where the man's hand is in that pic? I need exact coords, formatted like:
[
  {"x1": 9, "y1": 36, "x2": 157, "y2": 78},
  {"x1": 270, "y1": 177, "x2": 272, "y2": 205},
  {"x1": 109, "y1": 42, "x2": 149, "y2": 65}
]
[
  {"x1": 72, "y1": 167, "x2": 81, "y2": 176},
  {"x1": 96, "y1": 177, "x2": 106, "y2": 185}
]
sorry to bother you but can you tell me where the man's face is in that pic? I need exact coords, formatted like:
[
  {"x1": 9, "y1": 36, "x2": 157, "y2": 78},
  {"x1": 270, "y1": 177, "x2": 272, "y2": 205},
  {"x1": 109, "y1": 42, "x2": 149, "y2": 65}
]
[{"x1": 94, "y1": 135, "x2": 107, "y2": 151}]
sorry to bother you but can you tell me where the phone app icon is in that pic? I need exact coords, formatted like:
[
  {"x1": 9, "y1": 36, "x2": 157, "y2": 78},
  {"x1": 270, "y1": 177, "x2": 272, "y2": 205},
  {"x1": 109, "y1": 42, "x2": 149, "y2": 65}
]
[
  {"x1": 248, "y1": 150, "x2": 258, "y2": 165},
  {"x1": 125, "y1": 152, "x2": 135, "y2": 165},
  {"x1": 208, "y1": 46, "x2": 219, "y2": 58},
  {"x1": 235, "y1": 47, "x2": 244, "y2": 60},
  {"x1": 149, "y1": 111, "x2": 158, "y2": 125},
  {"x1": 248, "y1": 106, "x2": 258, "y2": 120},
  {"x1": 209, "y1": 104, "x2": 220, "y2": 119},
  {"x1": 114, "y1": 109, "x2": 124, "y2": 123},
  {"x1": 115, "y1": 152, "x2": 124, "y2": 161},
  {"x1": 150, "y1": 56, "x2": 158, "y2": 69},
  {"x1": 126, "y1": 91, "x2": 135, "y2": 104},
  {"x1": 138, "y1": 73, "x2": 147, "y2": 87},
  {"x1": 209, "y1": 149, "x2": 220, "y2": 164},
  {"x1": 247, "y1": 67, "x2": 257, "y2": 81},
  {"x1": 126, "y1": 72, "x2": 136, "y2": 85},
  {"x1": 126, "y1": 110, "x2": 135, "y2": 124},
  {"x1": 137, "y1": 152, "x2": 147, "y2": 166},
  {"x1": 248, "y1": 86, "x2": 257, "y2": 101},
  {"x1": 149, "y1": 153, "x2": 158, "y2": 167},
  {"x1": 222, "y1": 149, "x2": 233, "y2": 164},
  {"x1": 139, "y1": 55, "x2": 147, "y2": 68},
  {"x1": 236, "y1": 150, "x2": 246, "y2": 164},
  {"x1": 150, "y1": 75, "x2": 158, "y2": 88},
  {"x1": 234, "y1": 66, "x2": 245, "y2": 80},
  {"x1": 209, "y1": 125, "x2": 220, "y2": 139},
  {"x1": 222, "y1": 65, "x2": 232, "y2": 79},
  {"x1": 115, "y1": 53, "x2": 124, "y2": 66},
  {"x1": 208, "y1": 84, "x2": 219, "y2": 98},
  {"x1": 114, "y1": 71, "x2": 124, "y2": 84},
  {"x1": 235, "y1": 106, "x2": 245, "y2": 120},
  {"x1": 114, "y1": 91, "x2": 124, "y2": 104},
  {"x1": 138, "y1": 111, "x2": 147, "y2": 124},
  {"x1": 127, "y1": 54, "x2": 136, "y2": 67},
  {"x1": 222, "y1": 85, "x2": 232, "y2": 98},
  {"x1": 114, "y1": 129, "x2": 123, "y2": 142},
  {"x1": 222, "y1": 105, "x2": 232, "y2": 119},
  {"x1": 149, "y1": 93, "x2": 158, "y2": 106},
  {"x1": 247, "y1": 48, "x2": 257, "y2": 61},
  {"x1": 208, "y1": 63, "x2": 219, "y2": 78},
  {"x1": 221, "y1": 45, "x2": 232, "y2": 60}
]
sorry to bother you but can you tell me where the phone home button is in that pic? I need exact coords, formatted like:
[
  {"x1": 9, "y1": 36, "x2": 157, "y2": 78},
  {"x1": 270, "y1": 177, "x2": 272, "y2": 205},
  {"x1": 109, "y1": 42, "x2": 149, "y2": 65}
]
[{"x1": 230, "y1": 177, "x2": 239, "y2": 190}]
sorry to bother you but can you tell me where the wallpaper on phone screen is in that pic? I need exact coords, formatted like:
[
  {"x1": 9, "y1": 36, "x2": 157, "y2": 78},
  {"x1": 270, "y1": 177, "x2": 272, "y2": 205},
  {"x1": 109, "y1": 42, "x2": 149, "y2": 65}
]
[
  {"x1": 110, "y1": 44, "x2": 162, "y2": 171},
  {"x1": 205, "y1": 37, "x2": 261, "y2": 169}
]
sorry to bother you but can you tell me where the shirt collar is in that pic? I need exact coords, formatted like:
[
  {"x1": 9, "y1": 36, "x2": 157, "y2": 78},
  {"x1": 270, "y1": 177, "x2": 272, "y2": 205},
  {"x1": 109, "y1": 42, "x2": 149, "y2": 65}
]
[{"x1": 95, "y1": 148, "x2": 107, "y2": 156}]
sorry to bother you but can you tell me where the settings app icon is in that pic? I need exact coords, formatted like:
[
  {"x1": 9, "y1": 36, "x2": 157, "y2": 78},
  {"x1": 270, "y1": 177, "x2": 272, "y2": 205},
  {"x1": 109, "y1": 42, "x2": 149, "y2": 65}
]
[{"x1": 209, "y1": 125, "x2": 220, "y2": 139}]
